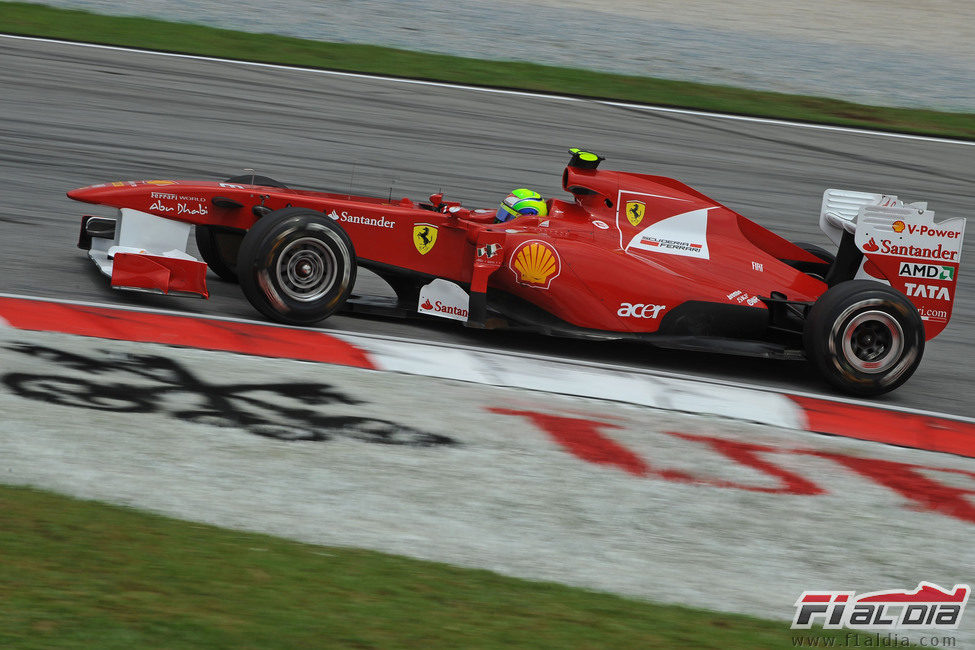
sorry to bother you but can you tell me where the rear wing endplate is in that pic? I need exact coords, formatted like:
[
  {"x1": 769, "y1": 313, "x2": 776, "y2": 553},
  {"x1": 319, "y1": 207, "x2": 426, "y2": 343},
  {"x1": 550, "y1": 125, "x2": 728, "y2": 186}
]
[{"x1": 820, "y1": 188, "x2": 965, "y2": 340}]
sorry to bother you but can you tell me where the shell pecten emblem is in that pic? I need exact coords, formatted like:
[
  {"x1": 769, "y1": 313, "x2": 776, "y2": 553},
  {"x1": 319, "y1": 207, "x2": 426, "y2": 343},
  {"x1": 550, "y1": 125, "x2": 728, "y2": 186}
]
[
  {"x1": 509, "y1": 239, "x2": 561, "y2": 289},
  {"x1": 625, "y1": 201, "x2": 646, "y2": 227}
]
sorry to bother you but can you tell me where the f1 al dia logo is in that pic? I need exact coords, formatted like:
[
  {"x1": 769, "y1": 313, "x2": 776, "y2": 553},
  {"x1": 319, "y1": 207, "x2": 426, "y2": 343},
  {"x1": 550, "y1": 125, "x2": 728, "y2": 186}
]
[{"x1": 792, "y1": 582, "x2": 970, "y2": 631}]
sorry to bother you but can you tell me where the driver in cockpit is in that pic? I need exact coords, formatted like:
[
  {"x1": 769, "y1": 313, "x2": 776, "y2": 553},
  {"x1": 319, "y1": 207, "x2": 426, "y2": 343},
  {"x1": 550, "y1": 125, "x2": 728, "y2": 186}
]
[{"x1": 495, "y1": 188, "x2": 548, "y2": 223}]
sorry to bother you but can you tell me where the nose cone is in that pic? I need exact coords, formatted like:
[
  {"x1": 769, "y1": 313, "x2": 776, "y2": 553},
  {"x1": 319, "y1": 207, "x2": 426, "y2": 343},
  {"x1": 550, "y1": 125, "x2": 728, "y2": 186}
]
[
  {"x1": 67, "y1": 184, "x2": 114, "y2": 204},
  {"x1": 67, "y1": 182, "x2": 136, "y2": 204}
]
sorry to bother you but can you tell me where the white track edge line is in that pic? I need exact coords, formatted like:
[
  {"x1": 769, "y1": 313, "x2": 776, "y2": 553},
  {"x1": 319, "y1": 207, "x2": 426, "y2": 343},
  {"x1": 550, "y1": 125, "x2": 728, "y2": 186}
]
[
  {"x1": 2, "y1": 291, "x2": 972, "y2": 425},
  {"x1": 2, "y1": 33, "x2": 973, "y2": 148}
]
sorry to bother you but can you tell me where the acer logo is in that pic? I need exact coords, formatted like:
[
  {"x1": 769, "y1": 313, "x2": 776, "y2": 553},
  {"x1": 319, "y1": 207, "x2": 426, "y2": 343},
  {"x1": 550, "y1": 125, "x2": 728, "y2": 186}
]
[
  {"x1": 904, "y1": 283, "x2": 951, "y2": 301},
  {"x1": 617, "y1": 303, "x2": 666, "y2": 319}
]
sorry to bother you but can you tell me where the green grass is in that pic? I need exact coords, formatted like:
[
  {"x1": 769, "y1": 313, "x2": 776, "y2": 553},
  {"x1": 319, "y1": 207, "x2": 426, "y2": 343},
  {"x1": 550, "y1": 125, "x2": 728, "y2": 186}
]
[
  {"x1": 0, "y1": 483, "x2": 859, "y2": 649},
  {"x1": 1, "y1": 1, "x2": 974, "y2": 140}
]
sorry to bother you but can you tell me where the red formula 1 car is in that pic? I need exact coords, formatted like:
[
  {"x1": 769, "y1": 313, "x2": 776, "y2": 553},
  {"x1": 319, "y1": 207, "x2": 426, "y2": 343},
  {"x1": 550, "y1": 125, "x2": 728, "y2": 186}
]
[{"x1": 67, "y1": 149, "x2": 965, "y2": 396}]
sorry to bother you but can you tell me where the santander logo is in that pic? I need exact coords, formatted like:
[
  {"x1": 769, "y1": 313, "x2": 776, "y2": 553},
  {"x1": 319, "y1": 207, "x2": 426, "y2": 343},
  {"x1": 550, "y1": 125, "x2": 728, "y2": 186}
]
[
  {"x1": 429, "y1": 300, "x2": 467, "y2": 318},
  {"x1": 421, "y1": 299, "x2": 433, "y2": 310},
  {"x1": 863, "y1": 237, "x2": 880, "y2": 252}
]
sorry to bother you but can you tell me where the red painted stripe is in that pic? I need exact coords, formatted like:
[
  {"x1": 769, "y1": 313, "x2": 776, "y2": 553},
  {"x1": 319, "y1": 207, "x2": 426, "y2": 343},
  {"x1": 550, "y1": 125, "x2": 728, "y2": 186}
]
[
  {"x1": 0, "y1": 297, "x2": 375, "y2": 369},
  {"x1": 789, "y1": 394, "x2": 975, "y2": 458},
  {"x1": 488, "y1": 408, "x2": 650, "y2": 476}
]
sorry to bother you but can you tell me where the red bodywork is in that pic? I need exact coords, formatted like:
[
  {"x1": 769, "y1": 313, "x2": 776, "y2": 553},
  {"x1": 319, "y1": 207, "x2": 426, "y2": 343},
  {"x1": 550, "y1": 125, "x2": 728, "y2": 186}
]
[{"x1": 68, "y1": 164, "x2": 829, "y2": 341}]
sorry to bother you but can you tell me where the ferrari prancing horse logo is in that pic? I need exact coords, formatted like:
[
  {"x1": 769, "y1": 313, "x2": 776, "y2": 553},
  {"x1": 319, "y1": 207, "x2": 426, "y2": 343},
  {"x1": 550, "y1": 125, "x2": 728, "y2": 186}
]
[
  {"x1": 625, "y1": 201, "x2": 646, "y2": 227},
  {"x1": 413, "y1": 224, "x2": 438, "y2": 255}
]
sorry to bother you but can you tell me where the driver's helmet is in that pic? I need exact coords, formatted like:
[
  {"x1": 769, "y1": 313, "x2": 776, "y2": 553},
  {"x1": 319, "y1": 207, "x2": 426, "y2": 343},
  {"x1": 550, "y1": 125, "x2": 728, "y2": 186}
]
[{"x1": 496, "y1": 188, "x2": 548, "y2": 223}]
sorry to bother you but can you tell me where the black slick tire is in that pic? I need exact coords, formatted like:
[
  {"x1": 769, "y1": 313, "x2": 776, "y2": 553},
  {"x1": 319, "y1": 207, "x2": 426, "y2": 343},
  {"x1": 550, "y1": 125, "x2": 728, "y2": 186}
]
[
  {"x1": 793, "y1": 241, "x2": 836, "y2": 265},
  {"x1": 236, "y1": 207, "x2": 356, "y2": 325},
  {"x1": 195, "y1": 175, "x2": 289, "y2": 283},
  {"x1": 803, "y1": 280, "x2": 924, "y2": 396},
  {"x1": 792, "y1": 241, "x2": 836, "y2": 281}
]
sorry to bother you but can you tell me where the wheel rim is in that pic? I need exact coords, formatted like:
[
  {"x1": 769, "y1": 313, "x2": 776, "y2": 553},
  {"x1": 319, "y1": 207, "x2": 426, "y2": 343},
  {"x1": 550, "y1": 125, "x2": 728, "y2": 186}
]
[
  {"x1": 840, "y1": 310, "x2": 904, "y2": 373},
  {"x1": 275, "y1": 237, "x2": 337, "y2": 302}
]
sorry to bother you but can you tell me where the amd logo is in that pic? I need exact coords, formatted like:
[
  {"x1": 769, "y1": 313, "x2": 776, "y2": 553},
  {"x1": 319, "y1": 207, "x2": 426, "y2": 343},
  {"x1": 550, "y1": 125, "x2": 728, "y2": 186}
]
[{"x1": 899, "y1": 263, "x2": 954, "y2": 280}]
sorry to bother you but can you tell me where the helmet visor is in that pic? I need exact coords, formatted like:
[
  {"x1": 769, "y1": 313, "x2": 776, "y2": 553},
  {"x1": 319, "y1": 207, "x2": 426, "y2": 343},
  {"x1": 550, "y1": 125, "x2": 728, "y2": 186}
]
[{"x1": 496, "y1": 205, "x2": 518, "y2": 222}]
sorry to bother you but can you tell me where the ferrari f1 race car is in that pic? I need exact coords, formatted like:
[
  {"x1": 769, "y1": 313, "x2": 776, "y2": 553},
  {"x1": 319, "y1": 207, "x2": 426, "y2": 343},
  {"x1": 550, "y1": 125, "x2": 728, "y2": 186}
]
[{"x1": 67, "y1": 149, "x2": 965, "y2": 396}]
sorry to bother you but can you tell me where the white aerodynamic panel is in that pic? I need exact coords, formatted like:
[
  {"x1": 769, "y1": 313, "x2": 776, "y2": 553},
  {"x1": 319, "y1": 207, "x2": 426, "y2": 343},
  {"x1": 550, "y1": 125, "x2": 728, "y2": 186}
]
[
  {"x1": 117, "y1": 207, "x2": 193, "y2": 253},
  {"x1": 86, "y1": 208, "x2": 200, "y2": 282},
  {"x1": 625, "y1": 208, "x2": 712, "y2": 259},
  {"x1": 819, "y1": 189, "x2": 910, "y2": 246},
  {"x1": 853, "y1": 200, "x2": 965, "y2": 339},
  {"x1": 418, "y1": 278, "x2": 470, "y2": 322}
]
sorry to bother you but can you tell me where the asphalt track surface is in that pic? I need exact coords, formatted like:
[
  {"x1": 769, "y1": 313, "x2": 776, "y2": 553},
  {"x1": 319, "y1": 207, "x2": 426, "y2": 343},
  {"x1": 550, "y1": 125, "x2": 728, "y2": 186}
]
[{"x1": 2, "y1": 36, "x2": 974, "y2": 417}]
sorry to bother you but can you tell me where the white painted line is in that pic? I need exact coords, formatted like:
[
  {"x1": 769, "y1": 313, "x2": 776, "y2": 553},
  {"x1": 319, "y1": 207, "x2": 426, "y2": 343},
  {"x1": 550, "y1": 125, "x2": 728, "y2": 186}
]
[
  {"x1": 2, "y1": 290, "x2": 973, "y2": 425},
  {"x1": 2, "y1": 33, "x2": 972, "y2": 148}
]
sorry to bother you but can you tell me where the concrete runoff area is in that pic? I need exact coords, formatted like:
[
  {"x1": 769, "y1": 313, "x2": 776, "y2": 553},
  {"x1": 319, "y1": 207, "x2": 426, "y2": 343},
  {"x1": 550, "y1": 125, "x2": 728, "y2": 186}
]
[
  {"x1": 1, "y1": 37, "x2": 974, "y2": 416},
  {"x1": 1, "y1": 327, "x2": 973, "y2": 641}
]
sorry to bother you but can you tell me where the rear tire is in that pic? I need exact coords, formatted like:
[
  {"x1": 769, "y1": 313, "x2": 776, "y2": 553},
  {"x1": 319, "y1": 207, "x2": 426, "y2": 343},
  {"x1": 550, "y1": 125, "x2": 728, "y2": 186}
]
[
  {"x1": 236, "y1": 207, "x2": 356, "y2": 325},
  {"x1": 793, "y1": 241, "x2": 835, "y2": 265},
  {"x1": 804, "y1": 280, "x2": 924, "y2": 396},
  {"x1": 792, "y1": 241, "x2": 835, "y2": 281}
]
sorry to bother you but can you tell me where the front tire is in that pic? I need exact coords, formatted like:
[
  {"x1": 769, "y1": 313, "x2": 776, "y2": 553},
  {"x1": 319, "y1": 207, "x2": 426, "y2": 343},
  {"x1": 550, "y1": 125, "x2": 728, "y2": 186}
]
[
  {"x1": 237, "y1": 208, "x2": 356, "y2": 325},
  {"x1": 195, "y1": 175, "x2": 290, "y2": 283},
  {"x1": 804, "y1": 280, "x2": 924, "y2": 396}
]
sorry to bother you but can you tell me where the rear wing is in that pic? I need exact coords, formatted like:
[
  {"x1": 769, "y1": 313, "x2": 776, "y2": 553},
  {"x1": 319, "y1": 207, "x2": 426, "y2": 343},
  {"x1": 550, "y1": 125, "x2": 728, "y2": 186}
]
[{"x1": 820, "y1": 189, "x2": 965, "y2": 339}]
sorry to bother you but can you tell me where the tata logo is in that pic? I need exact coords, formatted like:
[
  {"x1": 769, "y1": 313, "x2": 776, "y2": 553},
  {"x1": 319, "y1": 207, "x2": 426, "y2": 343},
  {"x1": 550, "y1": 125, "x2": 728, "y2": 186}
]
[
  {"x1": 617, "y1": 302, "x2": 666, "y2": 319},
  {"x1": 904, "y1": 283, "x2": 951, "y2": 300},
  {"x1": 899, "y1": 263, "x2": 954, "y2": 280}
]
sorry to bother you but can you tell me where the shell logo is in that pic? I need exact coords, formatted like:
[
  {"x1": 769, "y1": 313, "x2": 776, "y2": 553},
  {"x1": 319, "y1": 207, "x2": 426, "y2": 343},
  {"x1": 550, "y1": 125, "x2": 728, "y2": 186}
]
[
  {"x1": 509, "y1": 240, "x2": 561, "y2": 289},
  {"x1": 892, "y1": 220, "x2": 906, "y2": 233}
]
